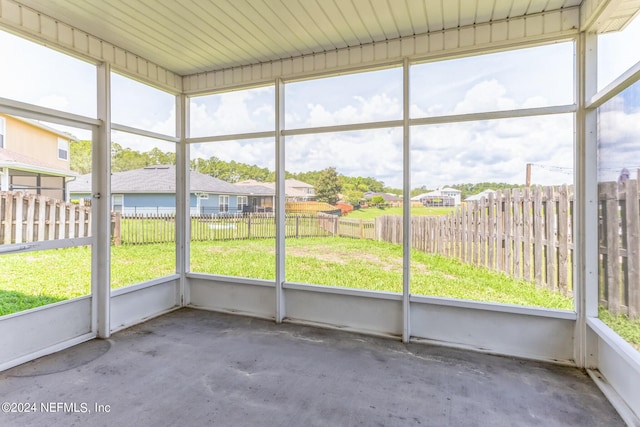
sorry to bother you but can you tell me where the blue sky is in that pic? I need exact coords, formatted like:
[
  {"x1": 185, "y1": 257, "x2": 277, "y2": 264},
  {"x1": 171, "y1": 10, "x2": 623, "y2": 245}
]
[{"x1": 1, "y1": 19, "x2": 639, "y2": 189}]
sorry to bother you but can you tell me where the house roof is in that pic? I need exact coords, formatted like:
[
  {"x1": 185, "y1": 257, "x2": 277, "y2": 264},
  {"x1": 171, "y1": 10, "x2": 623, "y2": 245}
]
[
  {"x1": 285, "y1": 179, "x2": 314, "y2": 189},
  {"x1": 422, "y1": 188, "x2": 461, "y2": 197},
  {"x1": 232, "y1": 183, "x2": 274, "y2": 196},
  {"x1": 411, "y1": 187, "x2": 462, "y2": 201},
  {"x1": 364, "y1": 192, "x2": 402, "y2": 202},
  {"x1": 0, "y1": 148, "x2": 76, "y2": 177},
  {"x1": 465, "y1": 189, "x2": 497, "y2": 202},
  {"x1": 235, "y1": 179, "x2": 313, "y2": 198},
  {"x1": 68, "y1": 165, "x2": 243, "y2": 194}
]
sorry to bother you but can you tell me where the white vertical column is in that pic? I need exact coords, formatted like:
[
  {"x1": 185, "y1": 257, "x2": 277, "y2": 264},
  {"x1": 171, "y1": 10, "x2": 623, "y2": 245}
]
[
  {"x1": 275, "y1": 78, "x2": 286, "y2": 323},
  {"x1": 176, "y1": 93, "x2": 189, "y2": 306},
  {"x1": 575, "y1": 32, "x2": 599, "y2": 368},
  {"x1": 94, "y1": 63, "x2": 111, "y2": 338},
  {"x1": 0, "y1": 168, "x2": 8, "y2": 191},
  {"x1": 402, "y1": 58, "x2": 411, "y2": 343}
]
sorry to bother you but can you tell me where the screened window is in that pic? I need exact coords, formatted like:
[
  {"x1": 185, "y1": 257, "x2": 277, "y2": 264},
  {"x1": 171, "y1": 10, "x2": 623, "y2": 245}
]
[
  {"x1": 0, "y1": 116, "x2": 5, "y2": 148},
  {"x1": 220, "y1": 195, "x2": 229, "y2": 213},
  {"x1": 189, "y1": 86, "x2": 275, "y2": 138},
  {"x1": 238, "y1": 196, "x2": 248, "y2": 212},
  {"x1": 112, "y1": 195, "x2": 123, "y2": 213},
  {"x1": 57, "y1": 138, "x2": 69, "y2": 160},
  {"x1": 410, "y1": 42, "x2": 574, "y2": 118}
]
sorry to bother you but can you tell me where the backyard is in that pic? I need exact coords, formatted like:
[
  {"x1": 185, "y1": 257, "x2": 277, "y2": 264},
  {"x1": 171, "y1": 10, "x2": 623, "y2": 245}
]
[
  {"x1": 1, "y1": 200, "x2": 639, "y2": 351},
  {"x1": 1, "y1": 237, "x2": 573, "y2": 312}
]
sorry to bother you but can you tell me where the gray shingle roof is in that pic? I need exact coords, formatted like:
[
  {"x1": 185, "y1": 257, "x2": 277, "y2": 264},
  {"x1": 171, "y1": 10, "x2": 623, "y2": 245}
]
[{"x1": 68, "y1": 165, "x2": 244, "y2": 194}]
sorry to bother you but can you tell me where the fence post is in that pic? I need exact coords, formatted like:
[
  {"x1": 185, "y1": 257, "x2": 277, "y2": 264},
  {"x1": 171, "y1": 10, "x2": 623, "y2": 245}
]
[
  {"x1": 513, "y1": 189, "x2": 522, "y2": 279},
  {"x1": 14, "y1": 193, "x2": 24, "y2": 244},
  {"x1": 113, "y1": 212, "x2": 122, "y2": 246},
  {"x1": 26, "y1": 194, "x2": 36, "y2": 243},
  {"x1": 533, "y1": 187, "x2": 544, "y2": 287},
  {"x1": 3, "y1": 192, "x2": 13, "y2": 244},
  {"x1": 37, "y1": 196, "x2": 46, "y2": 241},
  {"x1": 557, "y1": 185, "x2": 569, "y2": 296},
  {"x1": 602, "y1": 181, "x2": 621, "y2": 315},
  {"x1": 523, "y1": 187, "x2": 532, "y2": 282},
  {"x1": 627, "y1": 176, "x2": 640, "y2": 318}
]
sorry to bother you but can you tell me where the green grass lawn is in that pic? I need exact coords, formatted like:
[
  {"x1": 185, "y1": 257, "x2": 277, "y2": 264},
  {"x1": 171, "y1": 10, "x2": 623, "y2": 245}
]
[
  {"x1": 1, "y1": 236, "x2": 638, "y2": 351},
  {"x1": 346, "y1": 206, "x2": 454, "y2": 219},
  {"x1": 2, "y1": 237, "x2": 571, "y2": 310}
]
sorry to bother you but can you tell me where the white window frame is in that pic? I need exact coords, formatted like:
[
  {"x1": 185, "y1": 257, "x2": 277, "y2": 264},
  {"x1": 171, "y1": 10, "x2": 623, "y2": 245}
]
[
  {"x1": 112, "y1": 194, "x2": 124, "y2": 213},
  {"x1": 58, "y1": 137, "x2": 69, "y2": 160},
  {"x1": 238, "y1": 195, "x2": 248, "y2": 212},
  {"x1": 0, "y1": 117, "x2": 5, "y2": 149},
  {"x1": 219, "y1": 195, "x2": 229, "y2": 213}
]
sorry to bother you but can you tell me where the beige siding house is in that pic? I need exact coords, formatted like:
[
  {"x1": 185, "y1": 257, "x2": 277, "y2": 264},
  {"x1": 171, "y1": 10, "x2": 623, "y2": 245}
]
[{"x1": 0, "y1": 113, "x2": 75, "y2": 200}]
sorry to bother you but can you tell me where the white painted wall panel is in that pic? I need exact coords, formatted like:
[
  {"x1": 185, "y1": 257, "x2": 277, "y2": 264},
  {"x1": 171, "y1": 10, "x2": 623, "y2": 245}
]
[
  {"x1": 110, "y1": 280, "x2": 180, "y2": 333},
  {"x1": 188, "y1": 276, "x2": 276, "y2": 320},
  {"x1": 526, "y1": 15, "x2": 544, "y2": 36},
  {"x1": 588, "y1": 319, "x2": 640, "y2": 420},
  {"x1": 0, "y1": 297, "x2": 92, "y2": 369},
  {"x1": 598, "y1": 340, "x2": 640, "y2": 419},
  {"x1": 410, "y1": 299, "x2": 576, "y2": 363},
  {"x1": 284, "y1": 285, "x2": 403, "y2": 337}
]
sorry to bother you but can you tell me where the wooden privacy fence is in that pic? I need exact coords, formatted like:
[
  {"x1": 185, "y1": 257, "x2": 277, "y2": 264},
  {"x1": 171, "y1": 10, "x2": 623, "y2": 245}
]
[
  {"x1": 409, "y1": 185, "x2": 575, "y2": 298},
  {"x1": 599, "y1": 177, "x2": 640, "y2": 318},
  {"x1": 0, "y1": 191, "x2": 91, "y2": 244}
]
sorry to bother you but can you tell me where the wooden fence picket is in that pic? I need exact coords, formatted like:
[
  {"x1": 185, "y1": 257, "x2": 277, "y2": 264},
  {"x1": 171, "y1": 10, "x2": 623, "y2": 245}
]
[{"x1": 0, "y1": 192, "x2": 91, "y2": 245}]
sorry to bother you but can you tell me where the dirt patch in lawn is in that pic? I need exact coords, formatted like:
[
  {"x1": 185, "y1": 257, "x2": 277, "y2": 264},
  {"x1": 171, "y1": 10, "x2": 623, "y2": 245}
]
[{"x1": 286, "y1": 245, "x2": 433, "y2": 274}]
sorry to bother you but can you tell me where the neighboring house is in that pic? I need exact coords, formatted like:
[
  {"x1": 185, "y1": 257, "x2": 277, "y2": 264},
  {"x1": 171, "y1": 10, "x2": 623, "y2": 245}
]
[
  {"x1": 232, "y1": 180, "x2": 275, "y2": 213},
  {"x1": 69, "y1": 165, "x2": 251, "y2": 215},
  {"x1": 284, "y1": 179, "x2": 316, "y2": 200},
  {"x1": 412, "y1": 187, "x2": 462, "y2": 207},
  {"x1": 363, "y1": 191, "x2": 403, "y2": 206},
  {"x1": 465, "y1": 189, "x2": 496, "y2": 202},
  {"x1": 0, "y1": 113, "x2": 76, "y2": 200},
  {"x1": 235, "y1": 178, "x2": 316, "y2": 205}
]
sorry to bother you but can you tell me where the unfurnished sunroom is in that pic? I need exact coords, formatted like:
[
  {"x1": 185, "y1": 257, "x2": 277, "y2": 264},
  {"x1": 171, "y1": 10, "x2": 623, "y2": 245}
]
[{"x1": 1, "y1": 0, "x2": 640, "y2": 425}]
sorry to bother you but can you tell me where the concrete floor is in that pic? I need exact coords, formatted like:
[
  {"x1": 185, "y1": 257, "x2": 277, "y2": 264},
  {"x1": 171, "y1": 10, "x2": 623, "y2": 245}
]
[{"x1": 0, "y1": 308, "x2": 624, "y2": 427}]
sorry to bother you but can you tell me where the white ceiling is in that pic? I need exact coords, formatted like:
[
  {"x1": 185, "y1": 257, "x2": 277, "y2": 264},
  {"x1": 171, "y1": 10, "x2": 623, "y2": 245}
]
[{"x1": 6, "y1": 0, "x2": 594, "y2": 76}]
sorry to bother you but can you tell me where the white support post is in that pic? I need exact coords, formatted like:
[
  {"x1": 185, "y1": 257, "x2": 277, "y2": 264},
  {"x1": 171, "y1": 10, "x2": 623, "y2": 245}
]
[
  {"x1": 0, "y1": 167, "x2": 8, "y2": 191},
  {"x1": 176, "y1": 94, "x2": 189, "y2": 307},
  {"x1": 94, "y1": 63, "x2": 111, "y2": 338},
  {"x1": 402, "y1": 58, "x2": 411, "y2": 343},
  {"x1": 575, "y1": 31, "x2": 599, "y2": 368},
  {"x1": 275, "y1": 78, "x2": 286, "y2": 323}
]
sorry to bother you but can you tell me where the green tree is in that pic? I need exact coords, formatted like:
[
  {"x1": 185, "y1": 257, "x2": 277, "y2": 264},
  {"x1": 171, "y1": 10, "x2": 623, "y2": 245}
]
[
  {"x1": 148, "y1": 147, "x2": 176, "y2": 165},
  {"x1": 315, "y1": 167, "x2": 342, "y2": 205},
  {"x1": 344, "y1": 190, "x2": 364, "y2": 205},
  {"x1": 70, "y1": 139, "x2": 92, "y2": 174},
  {"x1": 371, "y1": 195, "x2": 385, "y2": 205},
  {"x1": 111, "y1": 143, "x2": 150, "y2": 172}
]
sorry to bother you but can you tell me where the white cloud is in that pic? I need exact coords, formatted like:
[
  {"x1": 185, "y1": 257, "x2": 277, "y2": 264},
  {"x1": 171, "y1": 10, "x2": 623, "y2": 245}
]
[
  {"x1": 301, "y1": 93, "x2": 401, "y2": 128},
  {"x1": 453, "y1": 80, "x2": 516, "y2": 114},
  {"x1": 190, "y1": 89, "x2": 275, "y2": 137},
  {"x1": 598, "y1": 104, "x2": 640, "y2": 183}
]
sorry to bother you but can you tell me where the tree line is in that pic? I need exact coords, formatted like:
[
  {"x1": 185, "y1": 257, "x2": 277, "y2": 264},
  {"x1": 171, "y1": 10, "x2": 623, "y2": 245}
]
[{"x1": 70, "y1": 141, "x2": 522, "y2": 204}]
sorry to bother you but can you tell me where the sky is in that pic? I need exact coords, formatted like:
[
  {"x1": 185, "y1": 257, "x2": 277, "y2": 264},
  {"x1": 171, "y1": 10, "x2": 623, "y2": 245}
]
[{"x1": 1, "y1": 18, "x2": 640, "y2": 190}]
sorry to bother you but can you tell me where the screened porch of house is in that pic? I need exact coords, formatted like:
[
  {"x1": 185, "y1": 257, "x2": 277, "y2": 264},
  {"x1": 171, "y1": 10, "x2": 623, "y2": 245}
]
[{"x1": 1, "y1": 1, "x2": 640, "y2": 425}]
